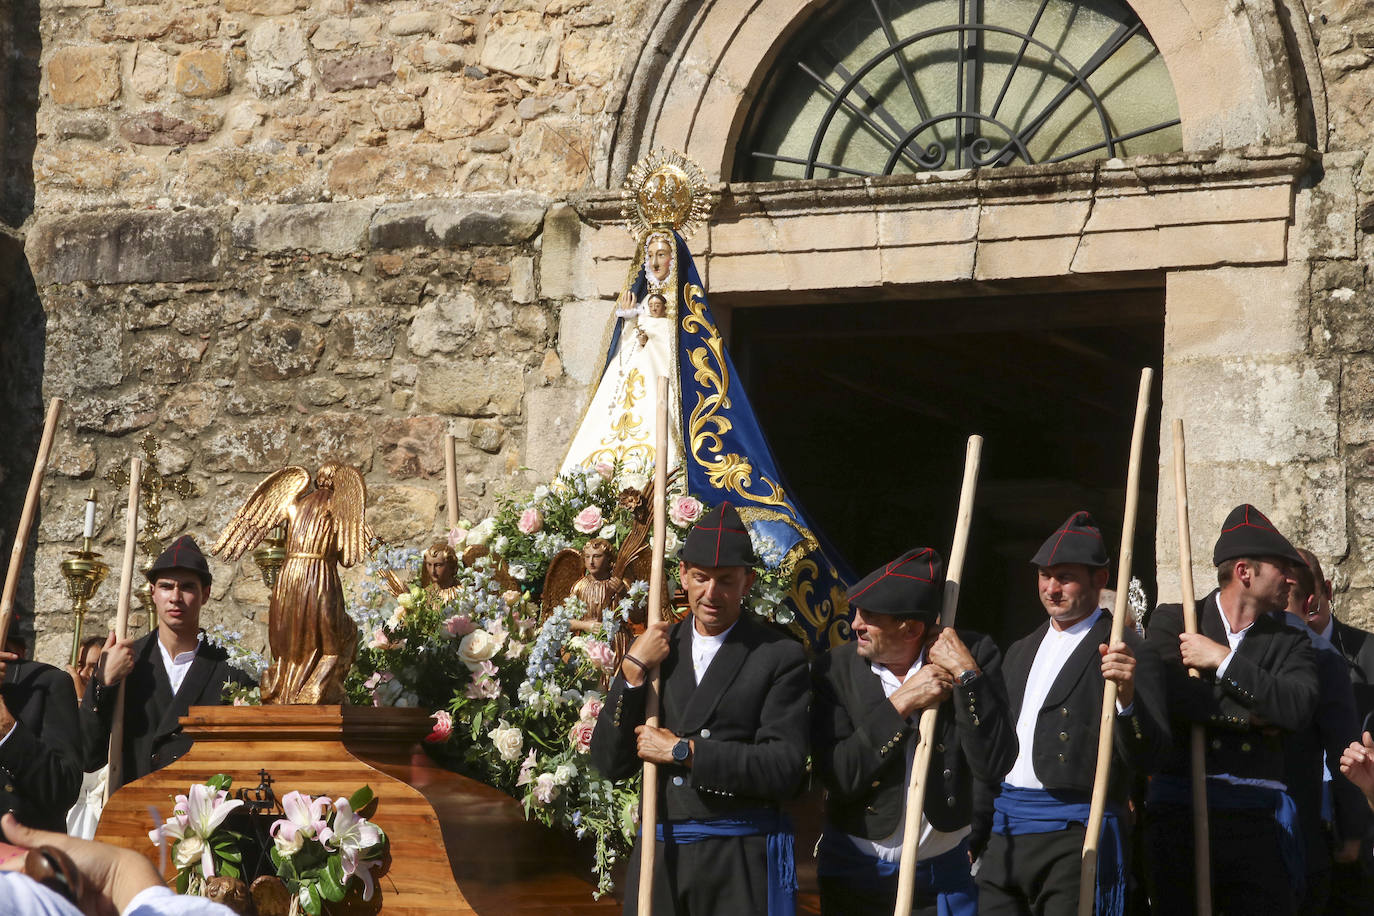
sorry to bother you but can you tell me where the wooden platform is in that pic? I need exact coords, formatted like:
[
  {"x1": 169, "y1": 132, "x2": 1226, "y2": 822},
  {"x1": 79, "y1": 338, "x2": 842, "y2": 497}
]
[{"x1": 94, "y1": 705, "x2": 621, "y2": 914}]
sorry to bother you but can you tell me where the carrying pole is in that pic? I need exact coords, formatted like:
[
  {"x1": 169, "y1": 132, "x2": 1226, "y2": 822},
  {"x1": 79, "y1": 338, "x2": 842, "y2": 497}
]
[
  {"x1": 0, "y1": 398, "x2": 64, "y2": 649},
  {"x1": 104, "y1": 456, "x2": 143, "y2": 801}
]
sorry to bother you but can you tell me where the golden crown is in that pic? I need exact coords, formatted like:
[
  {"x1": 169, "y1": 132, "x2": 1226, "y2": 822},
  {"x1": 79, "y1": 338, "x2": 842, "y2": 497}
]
[{"x1": 621, "y1": 148, "x2": 715, "y2": 240}]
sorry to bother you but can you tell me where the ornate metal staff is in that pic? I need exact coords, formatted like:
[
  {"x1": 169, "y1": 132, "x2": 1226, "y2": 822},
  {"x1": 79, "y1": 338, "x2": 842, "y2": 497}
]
[
  {"x1": 1077, "y1": 367, "x2": 1154, "y2": 915},
  {"x1": 636, "y1": 376, "x2": 670, "y2": 914},
  {"x1": 105, "y1": 455, "x2": 143, "y2": 802},
  {"x1": 893, "y1": 435, "x2": 982, "y2": 915},
  {"x1": 0, "y1": 398, "x2": 64, "y2": 651},
  {"x1": 1173, "y1": 419, "x2": 1213, "y2": 915}
]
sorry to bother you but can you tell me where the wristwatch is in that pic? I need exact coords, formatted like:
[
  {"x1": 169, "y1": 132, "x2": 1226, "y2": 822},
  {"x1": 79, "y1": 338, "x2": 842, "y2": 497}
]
[
  {"x1": 955, "y1": 668, "x2": 981, "y2": 688},
  {"x1": 671, "y1": 737, "x2": 691, "y2": 763}
]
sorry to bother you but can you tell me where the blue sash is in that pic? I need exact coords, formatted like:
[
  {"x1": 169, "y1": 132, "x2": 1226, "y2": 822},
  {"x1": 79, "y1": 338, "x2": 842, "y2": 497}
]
[
  {"x1": 992, "y1": 785, "x2": 1126, "y2": 916},
  {"x1": 1147, "y1": 774, "x2": 1304, "y2": 889},
  {"x1": 651, "y1": 810, "x2": 796, "y2": 916},
  {"x1": 815, "y1": 830, "x2": 976, "y2": 916}
]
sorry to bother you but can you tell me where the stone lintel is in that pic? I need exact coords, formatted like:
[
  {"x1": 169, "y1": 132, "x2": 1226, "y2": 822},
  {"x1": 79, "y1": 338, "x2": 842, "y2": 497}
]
[
  {"x1": 369, "y1": 194, "x2": 549, "y2": 249},
  {"x1": 30, "y1": 208, "x2": 226, "y2": 285}
]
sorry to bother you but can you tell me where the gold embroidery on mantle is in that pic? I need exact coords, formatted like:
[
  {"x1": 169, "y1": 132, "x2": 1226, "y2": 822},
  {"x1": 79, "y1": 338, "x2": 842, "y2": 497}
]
[
  {"x1": 681, "y1": 283, "x2": 788, "y2": 508},
  {"x1": 790, "y1": 557, "x2": 852, "y2": 650}
]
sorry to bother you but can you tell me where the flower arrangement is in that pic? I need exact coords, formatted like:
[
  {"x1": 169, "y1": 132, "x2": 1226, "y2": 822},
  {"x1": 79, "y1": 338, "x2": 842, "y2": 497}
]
[
  {"x1": 148, "y1": 775, "x2": 246, "y2": 896},
  {"x1": 269, "y1": 787, "x2": 386, "y2": 915}
]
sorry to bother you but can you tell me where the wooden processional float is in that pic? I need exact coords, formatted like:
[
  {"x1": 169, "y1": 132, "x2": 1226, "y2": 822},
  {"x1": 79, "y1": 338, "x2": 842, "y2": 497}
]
[{"x1": 93, "y1": 451, "x2": 619, "y2": 915}]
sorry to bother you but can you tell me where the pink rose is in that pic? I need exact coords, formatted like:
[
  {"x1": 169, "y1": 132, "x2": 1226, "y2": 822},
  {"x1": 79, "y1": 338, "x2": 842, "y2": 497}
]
[
  {"x1": 573, "y1": 506, "x2": 604, "y2": 534},
  {"x1": 584, "y1": 640, "x2": 615, "y2": 671},
  {"x1": 579, "y1": 696, "x2": 604, "y2": 721},
  {"x1": 669, "y1": 495, "x2": 704, "y2": 527},
  {"x1": 444, "y1": 614, "x2": 475, "y2": 637},
  {"x1": 569, "y1": 720, "x2": 595, "y2": 754},
  {"x1": 425, "y1": 710, "x2": 454, "y2": 744},
  {"x1": 516, "y1": 749, "x2": 537, "y2": 787},
  {"x1": 593, "y1": 462, "x2": 614, "y2": 480},
  {"x1": 533, "y1": 773, "x2": 559, "y2": 805},
  {"x1": 517, "y1": 507, "x2": 543, "y2": 534},
  {"x1": 447, "y1": 526, "x2": 468, "y2": 548}
]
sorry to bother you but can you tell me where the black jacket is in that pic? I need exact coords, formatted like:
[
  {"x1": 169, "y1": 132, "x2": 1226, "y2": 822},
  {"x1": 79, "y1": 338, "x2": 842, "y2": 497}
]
[
  {"x1": 1147, "y1": 591, "x2": 1317, "y2": 783},
  {"x1": 812, "y1": 630, "x2": 1016, "y2": 840},
  {"x1": 0, "y1": 659, "x2": 83, "y2": 832},
  {"x1": 80, "y1": 633, "x2": 256, "y2": 791},
  {"x1": 590, "y1": 613, "x2": 809, "y2": 821},
  {"x1": 1000, "y1": 611, "x2": 1170, "y2": 801},
  {"x1": 1329, "y1": 616, "x2": 1374, "y2": 727}
]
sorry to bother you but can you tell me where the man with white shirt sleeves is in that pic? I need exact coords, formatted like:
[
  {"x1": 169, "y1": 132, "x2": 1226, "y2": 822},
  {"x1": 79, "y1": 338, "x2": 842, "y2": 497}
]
[
  {"x1": 976, "y1": 511, "x2": 1168, "y2": 916},
  {"x1": 80, "y1": 536, "x2": 256, "y2": 791},
  {"x1": 589, "y1": 502, "x2": 809, "y2": 916},
  {"x1": 1144, "y1": 504, "x2": 1319, "y2": 915},
  {"x1": 812, "y1": 547, "x2": 1016, "y2": 916}
]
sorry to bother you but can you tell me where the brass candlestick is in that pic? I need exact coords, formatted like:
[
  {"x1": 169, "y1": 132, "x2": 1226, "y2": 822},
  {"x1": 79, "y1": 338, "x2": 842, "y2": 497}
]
[
  {"x1": 252, "y1": 525, "x2": 287, "y2": 591},
  {"x1": 61, "y1": 535, "x2": 110, "y2": 666}
]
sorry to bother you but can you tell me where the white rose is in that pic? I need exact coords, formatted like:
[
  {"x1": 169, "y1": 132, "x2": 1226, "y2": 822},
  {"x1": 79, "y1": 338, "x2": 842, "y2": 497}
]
[
  {"x1": 508, "y1": 563, "x2": 527, "y2": 581},
  {"x1": 488, "y1": 720, "x2": 524, "y2": 762},
  {"x1": 468, "y1": 518, "x2": 496, "y2": 547},
  {"x1": 655, "y1": 529, "x2": 680, "y2": 554},
  {"x1": 533, "y1": 484, "x2": 550, "y2": 500},
  {"x1": 598, "y1": 523, "x2": 618, "y2": 540},
  {"x1": 173, "y1": 835, "x2": 204, "y2": 871},
  {"x1": 458, "y1": 629, "x2": 500, "y2": 670},
  {"x1": 553, "y1": 763, "x2": 577, "y2": 786},
  {"x1": 621, "y1": 472, "x2": 649, "y2": 492}
]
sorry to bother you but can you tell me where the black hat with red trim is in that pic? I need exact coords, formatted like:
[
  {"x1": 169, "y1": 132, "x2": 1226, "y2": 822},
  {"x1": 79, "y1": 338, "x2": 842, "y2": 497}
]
[
  {"x1": 1031, "y1": 511, "x2": 1110, "y2": 568},
  {"x1": 145, "y1": 534, "x2": 213, "y2": 588},
  {"x1": 1212, "y1": 504, "x2": 1303, "y2": 567},
  {"x1": 679, "y1": 501, "x2": 758, "y2": 568},
  {"x1": 846, "y1": 547, "x2": 945, "y2": 620}
]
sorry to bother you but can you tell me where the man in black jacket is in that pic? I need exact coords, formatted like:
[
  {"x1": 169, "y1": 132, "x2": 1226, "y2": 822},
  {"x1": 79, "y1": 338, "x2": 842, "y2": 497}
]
[
  {"x1": 0, "y1": 627, "x2": 83, "y2": 832},
  {"x1": 590, "y1": 502, "x2": 809, "y2": 916},
  {"x1": 1144, "y1": 504, "x2": 1319, "y2": 916},
  {"x1": 81, "y1": 536, "x2": 256, "y2": 791},
  {"x1": 812, "y1": 547, "x2": 1016, "y2": 916},
  {"x1": 977, "y1": 511, "x2": 1169, "y2": 916}
]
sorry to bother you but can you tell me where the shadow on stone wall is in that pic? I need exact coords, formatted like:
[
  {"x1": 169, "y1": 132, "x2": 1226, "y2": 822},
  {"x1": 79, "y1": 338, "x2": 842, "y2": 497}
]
[{"x1": 0, "y1": 0, "x2": 44, "y2": 646}]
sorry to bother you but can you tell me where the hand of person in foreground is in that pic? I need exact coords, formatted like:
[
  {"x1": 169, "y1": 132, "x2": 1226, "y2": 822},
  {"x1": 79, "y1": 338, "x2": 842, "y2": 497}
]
[
  {"x1": 1339, "y1": 731, "x2": 1374, "y2": 811},
  {"x1": 1, "y1": 811, "x2": 163, "y2": 916}
]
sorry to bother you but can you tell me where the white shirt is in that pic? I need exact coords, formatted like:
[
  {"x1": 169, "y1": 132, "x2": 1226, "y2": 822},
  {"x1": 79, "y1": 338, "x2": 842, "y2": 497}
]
[
  {"x1": 0, "y1": 874, "x2": 235, "y2": 916},
  {"x1": 157, "y1": 637, "x2": 201, "y2": 696},
  {"x1": 1006, "y1": 609, "x2": 1104, "y2": 789},
  {"x1": 691, "y1": 620, "x2": 737, "y2": 684},
  {"x1": 846, "y1": 658, "x2": 969, "y2": 863}
]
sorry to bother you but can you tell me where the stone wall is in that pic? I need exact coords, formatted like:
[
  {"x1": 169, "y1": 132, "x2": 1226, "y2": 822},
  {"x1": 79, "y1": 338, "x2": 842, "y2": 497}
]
[{"x1": 19, "y1": 0, "x2": 1374, "y2": 664}]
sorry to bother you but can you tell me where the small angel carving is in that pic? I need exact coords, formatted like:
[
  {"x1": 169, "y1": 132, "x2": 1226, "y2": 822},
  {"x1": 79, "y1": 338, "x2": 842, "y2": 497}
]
[{"x1": 213, "y1": 463, "x2": 371, "y2": 705}]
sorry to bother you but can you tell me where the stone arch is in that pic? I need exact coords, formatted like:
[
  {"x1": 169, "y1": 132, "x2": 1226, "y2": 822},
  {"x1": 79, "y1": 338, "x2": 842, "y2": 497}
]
[{"x1": 604, "y1": 0, "x2": 1321, "y2": 183}]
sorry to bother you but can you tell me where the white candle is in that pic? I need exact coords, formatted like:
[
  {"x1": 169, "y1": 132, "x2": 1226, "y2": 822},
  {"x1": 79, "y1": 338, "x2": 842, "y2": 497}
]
[{"x1": 83, "y1": 494, "x2": 96, "y2": 539}]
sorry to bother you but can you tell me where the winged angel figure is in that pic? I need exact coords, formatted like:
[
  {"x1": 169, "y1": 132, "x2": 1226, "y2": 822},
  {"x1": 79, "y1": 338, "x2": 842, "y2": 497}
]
[{"x1": 213, "y1": 463, "x2": 370, "y2": 705}]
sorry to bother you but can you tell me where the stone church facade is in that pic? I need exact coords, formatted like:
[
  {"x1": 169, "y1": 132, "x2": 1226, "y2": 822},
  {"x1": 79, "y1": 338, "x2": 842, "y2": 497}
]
[{"x1": 4, "y1": 0, "x2": 1374, "y2": 659}]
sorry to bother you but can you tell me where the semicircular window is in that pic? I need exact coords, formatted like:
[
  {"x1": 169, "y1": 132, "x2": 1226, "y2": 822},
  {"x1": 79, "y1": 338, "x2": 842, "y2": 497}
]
[{"x1": 737, "y1": 0, "x2": 1182, "y2": 180}]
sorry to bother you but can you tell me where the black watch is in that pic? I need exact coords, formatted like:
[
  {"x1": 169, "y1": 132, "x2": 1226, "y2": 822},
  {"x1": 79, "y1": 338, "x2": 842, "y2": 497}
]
[
  {"x1": 671, "y1": 737, "x2": 691, "y2": 763},
  {"x1": 955, "y1": 668, "x2": 981, "y2": 688}
]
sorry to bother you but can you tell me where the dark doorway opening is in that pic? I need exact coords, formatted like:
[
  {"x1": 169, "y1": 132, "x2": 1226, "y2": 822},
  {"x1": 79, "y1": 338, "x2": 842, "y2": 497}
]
[{"x1": 732, "y1": 285, "x2": 1165, "y2": 648}]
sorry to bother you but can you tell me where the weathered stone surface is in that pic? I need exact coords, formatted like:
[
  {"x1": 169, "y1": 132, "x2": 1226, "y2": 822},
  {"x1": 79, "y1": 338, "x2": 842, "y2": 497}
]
[
  {"x1": 415, "y1": 360, "x2": 523, "y2": 417},
  {"x1": 47, "y1": 46, "x2": 121, "y2": 109},
  {"x1": 175, "y1": 49, "x2": 230, "y2": 99},
  {"x1": 557, "y1": 299, "x2": 610, "y2": 385},
  {"x1": 30, "y1": 210, "x2": 224, "y2": 285},
  {"x1": 53, "y1": 438, "x2": 97, "y2": 479},
  {"x1": 319, "y1": 51, "x2": 394, "y2": 92},
  {"x1": 469, "y1": 418, "x2": 505, "y2": 454},
  {"x1": 246, "y1": 318, "x2": 326, "y2": 380},
  {"x1": 183, "y1": 150, "x2": 318, "y2": 203},
  {"x1": 389, "y1": 12, "x2": 441, "y2": 36},
  {"x1": 400, "y1": 40, "x2": 467, "y2": 72},
  {"x1": 511, "y1": 257, "x2": 536, "y2": 303},
  {"x1": 119, "y1": 111, "x2": 216, "y2": 146},
  {"x1": 369, "y1": 195, "x2": 547, "y2": 249},
  {"x1": 293, "y1": 411, "x2": 375, "y2": 470},
  {"x1": 326, "y1": 146, "x2": 460, "y2": 198},
  {"x1": 540, "y1": 203, "x2": 580, "y2": 299},
  {"x1": 378, "y1": 415, "x2": 447, "y2": 478},
  {"x1": 371, "y1": 95, "x2": 423, "y2": 130},
  {"x1": 202, "y1": 418, "x2": 293, "y2": 472},
  {"x1": 225, "y1": 0, "x2": 305, "y2": 13},
  {"x1": 232, "y1": 202, "x2": 376, "y2": 255},
  {"x1": 70, "y1": 388, "x2": 160, "y2": 435},
  {"x1": 479, "y1": 24, "x2": 558, "y2": 79},
  {"x1": 163, "y1": 382, "x2": 220, "y2": 434},
  {"x1": 407, "y1": 290, "x2": 476, "y2": 357},
  {"x1": 525, "y1": 386, "x2": 585, "y2": 479},
  {"x1": 89, "y1": 9, "x2": 171, "y2": 41},
  {"x1": 336, "y1": 308, "x2": 398, "y2": 360},
  {"x1": 128, "y1": 47, "x2": 169, "y2": 102},
  {"x1": 421, "y1": 76, "x2": 497, "y2": 139},
  {"x1": 53, "y1": 116, "x2": 109, "y2": 140},
  {"x1": 246, "y1": 21, "x2": 308, "y2": 97},
  {"x1": 368, "y1": 484, "x2": 441, "y2": 542}
]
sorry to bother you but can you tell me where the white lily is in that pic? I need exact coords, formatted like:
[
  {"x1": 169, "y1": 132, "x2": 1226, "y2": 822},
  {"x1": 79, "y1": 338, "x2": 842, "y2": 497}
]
[
  {"x1": 320, "y1": 798, "x2": 384, "y2": 899},
  {"x1": 182, "y1": 783, "x2": 244, "y2": 876},
  {"x1": 270, "y1": 791, "x2": 329, "y2": 858}
]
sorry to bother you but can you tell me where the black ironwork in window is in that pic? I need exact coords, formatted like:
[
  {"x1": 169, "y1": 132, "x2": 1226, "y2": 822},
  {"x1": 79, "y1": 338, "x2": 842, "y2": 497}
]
[{"x1": 737, "y1": 0, "x2": 1182, "y2": 180}]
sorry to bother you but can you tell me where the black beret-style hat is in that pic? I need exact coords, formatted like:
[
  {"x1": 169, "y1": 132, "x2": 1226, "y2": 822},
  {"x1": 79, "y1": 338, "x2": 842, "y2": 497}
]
[
  {"x1": 679, "y1": 501, "x2": 758, "y2": 568},
  {"x1": 145, "y1": 534, "x2": 213, "y2": 588},
  {"x1": 846, "y1": 547, "x2": 945, "y2": 621},
  {"x1": 1212, "y1": 504, "x2": 1303, "y2": 567},
  {"x1": 1031, "y1": 511, "x2": 1110, "y2": 568}
]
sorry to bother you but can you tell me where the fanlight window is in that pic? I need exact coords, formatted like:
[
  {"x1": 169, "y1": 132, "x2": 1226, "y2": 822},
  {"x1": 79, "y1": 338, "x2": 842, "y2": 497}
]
[{"x1": 738, "y1": 0, "x2": 1182, "y2": 179}]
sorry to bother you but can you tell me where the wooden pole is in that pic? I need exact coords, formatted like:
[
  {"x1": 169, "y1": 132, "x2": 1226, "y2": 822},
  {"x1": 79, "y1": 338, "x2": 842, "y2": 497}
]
[
  {"x1": 893, "y1": 435, "x2": 983, "y2": 916},
  {"x1": 1077, "y1": 367, "x2": 1154, "y2": 915},
  {"x1": 1173, "y1": 419, "x2": 1213, "y2": 915},
  {"x1": 445, "y1": 434, "x2": 459, "y2": 530},
  {"x1": 104, "y1": 456, "x2": 143, "y2": 802},
  {"x1": 0, "y1": 398, "x2": 64, "y2": 650},
  {"x1": 636, "y1": 376, "x2": 670, "y2": 915}
]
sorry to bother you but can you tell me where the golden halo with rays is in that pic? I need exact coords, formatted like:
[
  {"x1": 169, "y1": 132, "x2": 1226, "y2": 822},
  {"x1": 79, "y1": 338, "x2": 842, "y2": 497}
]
[{"x1": 620, "y1": 148, "x2": 716, "y2": 241}]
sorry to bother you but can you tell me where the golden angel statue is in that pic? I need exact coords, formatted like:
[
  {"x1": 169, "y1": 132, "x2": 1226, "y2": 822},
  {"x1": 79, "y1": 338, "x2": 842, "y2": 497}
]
[{"x1": 213, "y1": 463, "x2": 370, "y2": 705}]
